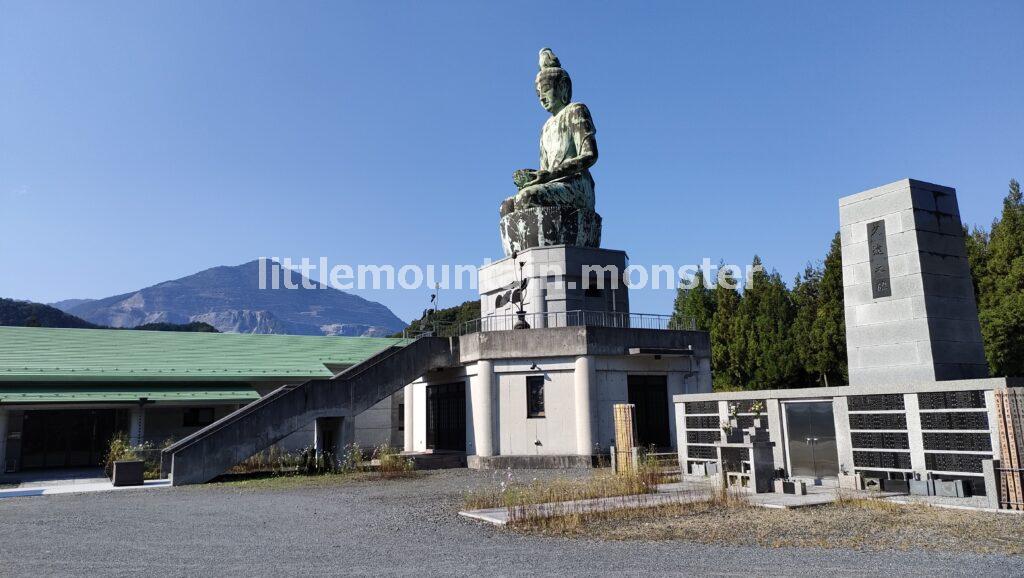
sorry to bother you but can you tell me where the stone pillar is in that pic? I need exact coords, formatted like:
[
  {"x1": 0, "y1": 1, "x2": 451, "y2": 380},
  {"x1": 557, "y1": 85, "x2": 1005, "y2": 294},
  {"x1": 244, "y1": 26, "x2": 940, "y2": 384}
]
[
  {"x1": 129, "y1": 406, "x2": 146, "y2": 445},
  {"x1": 573, "y1": 355, "x2": 595, "y2": 455},
  {"x1": 403, "y1": 384, "x2": 415, "y2": 452},
  {"x1": 983, "y1": 459, "x2": 1001, "y2": 509},
  {"x1": 766, "y1": 399, "x2": 786, "y2": 471},
  {"x1": 0, "y1": 409, "x2": 8, "y2": 472},
  {"x1": 470, "y1": 360, "x2": 494, "y2": 457},
  {"x1": 904, "y1": 393, "x2": 926, "y2": 474},
  {"x1": 666, "y1": 371, "x2": 685, "y2": 450},
  {"x1": 833, "y1": 396, "x2": 854, "y2": 475},
  {"x1": 674, "y1": 401, "x2": 686, "y2": 470}
]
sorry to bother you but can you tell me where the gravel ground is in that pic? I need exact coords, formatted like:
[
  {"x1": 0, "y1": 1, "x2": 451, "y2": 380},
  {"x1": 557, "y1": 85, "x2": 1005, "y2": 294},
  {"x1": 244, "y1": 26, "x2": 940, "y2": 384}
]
[{"x1": 1, "y1": 468, "x2": 1022, "y2": 577}]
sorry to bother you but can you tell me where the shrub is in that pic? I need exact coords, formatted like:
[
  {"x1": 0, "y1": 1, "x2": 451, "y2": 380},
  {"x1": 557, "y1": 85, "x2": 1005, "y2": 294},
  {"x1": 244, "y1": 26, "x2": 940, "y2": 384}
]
[
  {"x1": 373, "y1": 443, "x2": 414, "y2": 478},
  {"x1": 103, "y1": 432, "x2": 137, "y2": 477}
]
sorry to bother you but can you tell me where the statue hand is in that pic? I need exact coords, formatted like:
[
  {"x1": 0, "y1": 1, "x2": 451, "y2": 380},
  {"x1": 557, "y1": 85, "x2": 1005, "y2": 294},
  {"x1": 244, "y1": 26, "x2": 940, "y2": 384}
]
[
  {"x1": 513, "y1": 169, "x2": 537, "y2": 190},
  {"x1": 526, "y1": 170, "x2": 551, "y2": 187}
]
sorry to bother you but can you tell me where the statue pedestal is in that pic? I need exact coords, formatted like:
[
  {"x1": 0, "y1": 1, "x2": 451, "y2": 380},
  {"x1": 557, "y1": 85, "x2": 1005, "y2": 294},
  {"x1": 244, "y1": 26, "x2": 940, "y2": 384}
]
[
  {"x1": 478, "y1": 245, "x2": 628, "y2": 328},
  {"x1": 499, "y1": 206, "x2": 601, "y2": 257}
]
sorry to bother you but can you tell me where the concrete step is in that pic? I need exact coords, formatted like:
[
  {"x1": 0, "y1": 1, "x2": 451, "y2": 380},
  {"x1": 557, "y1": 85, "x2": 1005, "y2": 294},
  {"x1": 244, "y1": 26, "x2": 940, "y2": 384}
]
[{"x1": 404, "y1": 452, "x2": 467, "y2": 470}]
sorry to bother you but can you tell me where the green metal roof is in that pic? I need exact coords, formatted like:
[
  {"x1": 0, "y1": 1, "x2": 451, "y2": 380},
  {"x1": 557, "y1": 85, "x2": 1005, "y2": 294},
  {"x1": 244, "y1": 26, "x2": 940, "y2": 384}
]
[
  {"x1": 0, "y1": 385, "x2": 261, "y2": 404},
  {"x1": 0, "y1": 326, "x2": 405, "y2": 382}
]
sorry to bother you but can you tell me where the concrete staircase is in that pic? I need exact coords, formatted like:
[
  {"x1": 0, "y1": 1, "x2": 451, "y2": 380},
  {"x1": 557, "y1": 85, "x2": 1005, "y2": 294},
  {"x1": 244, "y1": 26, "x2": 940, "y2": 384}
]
[{"x1": 161, "y1": 336, "x2": 458, "y2": 485}]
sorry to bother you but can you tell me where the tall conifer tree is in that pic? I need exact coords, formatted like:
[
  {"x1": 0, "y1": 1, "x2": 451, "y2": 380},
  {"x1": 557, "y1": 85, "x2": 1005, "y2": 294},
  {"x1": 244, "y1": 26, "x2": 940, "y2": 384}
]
[
  {"x1": 711, "y1": 266, "x2": 742, "y2": 390},
  {"x1": 670, "y1": 271, "x2": 715, "y2": 331},
  {"x1": 976, "y1": 179, "x2": 1024, "y2": 376}
]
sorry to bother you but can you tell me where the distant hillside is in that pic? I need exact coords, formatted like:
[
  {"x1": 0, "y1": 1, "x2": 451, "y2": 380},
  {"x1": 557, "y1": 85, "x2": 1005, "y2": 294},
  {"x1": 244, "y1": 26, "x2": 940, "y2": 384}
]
[
  {"x1": 395, "y1": 300, "x2": 480, "y2": 336},
  {"x1": 1, "y1": 298, "x2": 220, "y2": 332},
  {"x1": 49, "y1": 298, "x2": 96, "y2": 311},
  {"x1": 60, "y1": 259, "x2": 407, "y2": 337},
  {"x1": 0, "y1": 298, "x2": 100, "y2": 329}
]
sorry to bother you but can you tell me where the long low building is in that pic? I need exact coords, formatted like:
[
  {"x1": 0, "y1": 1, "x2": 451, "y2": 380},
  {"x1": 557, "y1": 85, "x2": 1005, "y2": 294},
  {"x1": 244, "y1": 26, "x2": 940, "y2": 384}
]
[{"x1": 0, "y1": 326, "x2": 402, "y2": 473}]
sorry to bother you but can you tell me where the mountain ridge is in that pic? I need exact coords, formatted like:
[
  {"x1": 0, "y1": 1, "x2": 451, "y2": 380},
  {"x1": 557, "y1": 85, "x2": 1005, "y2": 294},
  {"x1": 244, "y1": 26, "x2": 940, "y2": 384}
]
[{"x1": 59, "y1": 260, "x2": 407, "y2": 336}]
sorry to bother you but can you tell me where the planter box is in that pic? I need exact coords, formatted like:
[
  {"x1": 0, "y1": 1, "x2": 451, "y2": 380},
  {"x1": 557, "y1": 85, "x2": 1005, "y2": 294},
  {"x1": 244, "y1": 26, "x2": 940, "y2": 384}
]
[
  {"x1": 909, "y1": 479, "x2": 934, "y2": 496},
  {"x1": 112, "y1": 460, "x2": 145, "y2": 487}
]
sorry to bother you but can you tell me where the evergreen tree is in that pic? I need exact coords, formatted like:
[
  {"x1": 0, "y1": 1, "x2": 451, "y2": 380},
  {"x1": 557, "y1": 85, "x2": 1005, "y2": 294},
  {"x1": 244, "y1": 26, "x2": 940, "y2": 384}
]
[
  {"x1": 810, "y1": 232, "x2": 847, "y2": 386},
  {"x1": 791, "y1": 262, "x2": 822, "y2": 383},
  {"x1": 710, "y1": 266, "x2": 742, "y2": 390},
  {"x1": 736, "y1": 256, "x2": 799, "y2": 389},
  {"x1": 964, "y1": 224, "x2": 990, "y2": 303},
  {"x1": 976, "y1": 179, "x2": 1024, "y2": 376},
  {"x1": 669, "y1": 271, "x2": 715, "y2": 331}
]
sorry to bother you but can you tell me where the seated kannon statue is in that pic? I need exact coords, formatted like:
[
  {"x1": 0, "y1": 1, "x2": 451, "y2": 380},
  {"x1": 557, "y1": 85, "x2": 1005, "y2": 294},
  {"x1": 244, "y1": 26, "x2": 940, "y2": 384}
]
[{"x1": 499, "y1": 48, "x2": 602, "y2": 256}]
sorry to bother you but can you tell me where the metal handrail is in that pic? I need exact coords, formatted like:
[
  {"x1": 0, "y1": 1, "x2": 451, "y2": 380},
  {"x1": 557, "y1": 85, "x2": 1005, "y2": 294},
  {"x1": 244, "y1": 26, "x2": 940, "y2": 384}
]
[{"x1": 460, "y1": 310, "x2": 695, "y2": 335}]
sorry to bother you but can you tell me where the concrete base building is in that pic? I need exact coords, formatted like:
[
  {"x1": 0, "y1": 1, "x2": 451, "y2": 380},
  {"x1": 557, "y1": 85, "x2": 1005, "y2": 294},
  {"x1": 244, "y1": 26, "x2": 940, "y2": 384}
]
[{"x1": 402, "y1": 245, "x2": 712, "y2": 468}]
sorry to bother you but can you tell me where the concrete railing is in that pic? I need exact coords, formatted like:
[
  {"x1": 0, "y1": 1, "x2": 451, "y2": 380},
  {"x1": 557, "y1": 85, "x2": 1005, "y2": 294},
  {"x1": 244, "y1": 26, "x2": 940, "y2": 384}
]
[
  {"x1": 161, "y1": 336, "x2": 457, "y2": 485},
  {"x1": 461, "y1": 310, "x2": 693, "y2": 335}
]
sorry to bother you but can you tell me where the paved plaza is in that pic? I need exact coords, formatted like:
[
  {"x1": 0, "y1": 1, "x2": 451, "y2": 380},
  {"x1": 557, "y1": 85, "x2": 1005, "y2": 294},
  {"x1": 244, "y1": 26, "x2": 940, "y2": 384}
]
[{"x1": 1, "y1": 469, "x2": 1021, "y2": 576}]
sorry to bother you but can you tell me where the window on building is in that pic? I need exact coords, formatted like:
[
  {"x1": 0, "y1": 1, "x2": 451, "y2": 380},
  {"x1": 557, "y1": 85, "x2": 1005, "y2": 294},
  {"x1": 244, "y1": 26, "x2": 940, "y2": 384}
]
[
  {"x1": 183, "y1": 407, "x2": 215, "y2": 427},
  {"x1": 398, "y1": 403, "x2": 405, "y2": 431},
  {"x1": 526, "y1": 376, "x2": 545, "y2": 418}
]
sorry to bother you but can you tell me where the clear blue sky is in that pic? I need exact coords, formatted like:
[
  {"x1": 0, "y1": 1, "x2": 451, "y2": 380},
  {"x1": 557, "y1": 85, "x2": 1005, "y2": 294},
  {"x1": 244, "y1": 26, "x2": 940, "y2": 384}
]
[{"x1": 2, "y1": 1, "x2": 1022, "y2": 322}]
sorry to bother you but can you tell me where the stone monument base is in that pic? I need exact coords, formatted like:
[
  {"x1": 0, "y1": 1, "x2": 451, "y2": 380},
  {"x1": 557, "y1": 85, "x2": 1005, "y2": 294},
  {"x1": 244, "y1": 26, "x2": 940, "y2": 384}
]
[
  {"x1": 478, "y1": 245, "x2": 629, "y2": 323},
  {"x1": 499, "y1": 206, "x2": 601, "y2": 257}
]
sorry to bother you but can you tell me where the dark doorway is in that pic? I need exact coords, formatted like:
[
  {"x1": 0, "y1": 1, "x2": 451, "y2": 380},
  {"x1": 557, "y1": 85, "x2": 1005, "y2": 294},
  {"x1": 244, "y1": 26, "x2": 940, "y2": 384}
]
[
  {"x1": 784, "y1": 401, "x2": 840, "y2": 479},
  {"x1": 627, "y1": 374, "x2": 671, "y2": 449},
  {"x1": 426, "y1": 382, "x2": 466, "y2": 452},
  {"x1": 20, "y1": 409, "x2": 125, "y2": 469}
]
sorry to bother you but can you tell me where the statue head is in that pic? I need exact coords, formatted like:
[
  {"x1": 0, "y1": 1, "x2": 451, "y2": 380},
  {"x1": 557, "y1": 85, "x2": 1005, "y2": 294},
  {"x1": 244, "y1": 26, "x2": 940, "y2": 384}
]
[{"x1": 535, "y1": 48, "x2": 572, "y2": 114}]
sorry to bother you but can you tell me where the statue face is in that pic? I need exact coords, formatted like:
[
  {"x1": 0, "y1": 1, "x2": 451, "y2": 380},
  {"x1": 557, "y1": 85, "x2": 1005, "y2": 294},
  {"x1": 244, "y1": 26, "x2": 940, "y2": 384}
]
[{"x1": 536, "y1": 79, "x2": 565, "y2": 114}]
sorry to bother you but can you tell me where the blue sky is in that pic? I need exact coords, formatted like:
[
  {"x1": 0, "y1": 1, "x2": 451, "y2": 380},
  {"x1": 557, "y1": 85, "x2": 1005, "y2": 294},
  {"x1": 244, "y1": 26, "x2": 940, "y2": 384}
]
[{"x1": 2, "y1": 1, "x2": 1022, "y2": 322}]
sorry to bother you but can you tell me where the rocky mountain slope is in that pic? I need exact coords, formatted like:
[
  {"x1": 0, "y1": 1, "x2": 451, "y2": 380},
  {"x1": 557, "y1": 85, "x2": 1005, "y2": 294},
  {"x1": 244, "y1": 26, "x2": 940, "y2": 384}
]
[{"x1": 57, "y1": 260, "x2": 407, "y2": 336}]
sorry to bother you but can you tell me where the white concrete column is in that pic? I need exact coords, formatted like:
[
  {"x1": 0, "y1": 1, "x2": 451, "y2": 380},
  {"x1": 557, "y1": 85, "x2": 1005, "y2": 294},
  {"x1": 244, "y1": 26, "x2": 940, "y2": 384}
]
[
  {"x1": 0, "y1": 409, "x2": 8, "y2": 472},
  {"x1": 573, "y1": 355, "x2": 595, "y2": 455},
  {"x1": 403, "y1": 384, "x2": 415, "y2": 452},
  {"x1": 904, "y1": 393, "x2": 926, "y2": 474},
  {"x1": 767, "y1": 399, "x2": 786, "y2": 471},
  {"x1": 667, "y1": 371, "x2": 685, "y2": 450},
  {"x1": 470, "y1": 360, "x2": 494, "y2": 457},
  {"x1": 833, "y1": 396, "x2": 854, "y2": 475},
  {"x1": 129, "y1": 406, "x2": 145, "y2": 445}
]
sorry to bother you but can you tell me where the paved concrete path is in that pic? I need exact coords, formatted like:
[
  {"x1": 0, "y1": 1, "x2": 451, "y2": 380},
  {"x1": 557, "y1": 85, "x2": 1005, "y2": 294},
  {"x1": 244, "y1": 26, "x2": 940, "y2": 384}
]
[
  {"x1": 1, "y1": 469, "x2": 1020, "y2": 576},
  {"x1": 0, "y1": 478, "x2": 171, "y2": 499}
]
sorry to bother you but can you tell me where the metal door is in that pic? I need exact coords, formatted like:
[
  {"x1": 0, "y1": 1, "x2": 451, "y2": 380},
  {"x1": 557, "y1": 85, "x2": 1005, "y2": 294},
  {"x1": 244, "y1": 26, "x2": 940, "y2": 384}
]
[{"x1": 784, "y1": 401, "x2": 840, "y2": 478}]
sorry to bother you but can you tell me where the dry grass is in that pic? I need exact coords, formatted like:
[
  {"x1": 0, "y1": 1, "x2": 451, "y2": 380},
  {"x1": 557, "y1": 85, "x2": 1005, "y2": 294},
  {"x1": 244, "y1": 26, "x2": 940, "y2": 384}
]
[
  {"x1": 372, "y1": 444, "x2": 417, "y2": 479},
  {"x1": 511, "y1": 491, "x2": 1024, "y2": 556},
  {"x1": 219, "y1": 443, "x2": 419, "y2": 488},
  {"x1": 509, "y1": 485, "x2": 748, "y2": 533},
  {"x1": 229, "y1": 446, "x2": 303, "y2": 475},
  {"x1": 463, "y1": 463, "x2": 666, "y2": 512}
]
